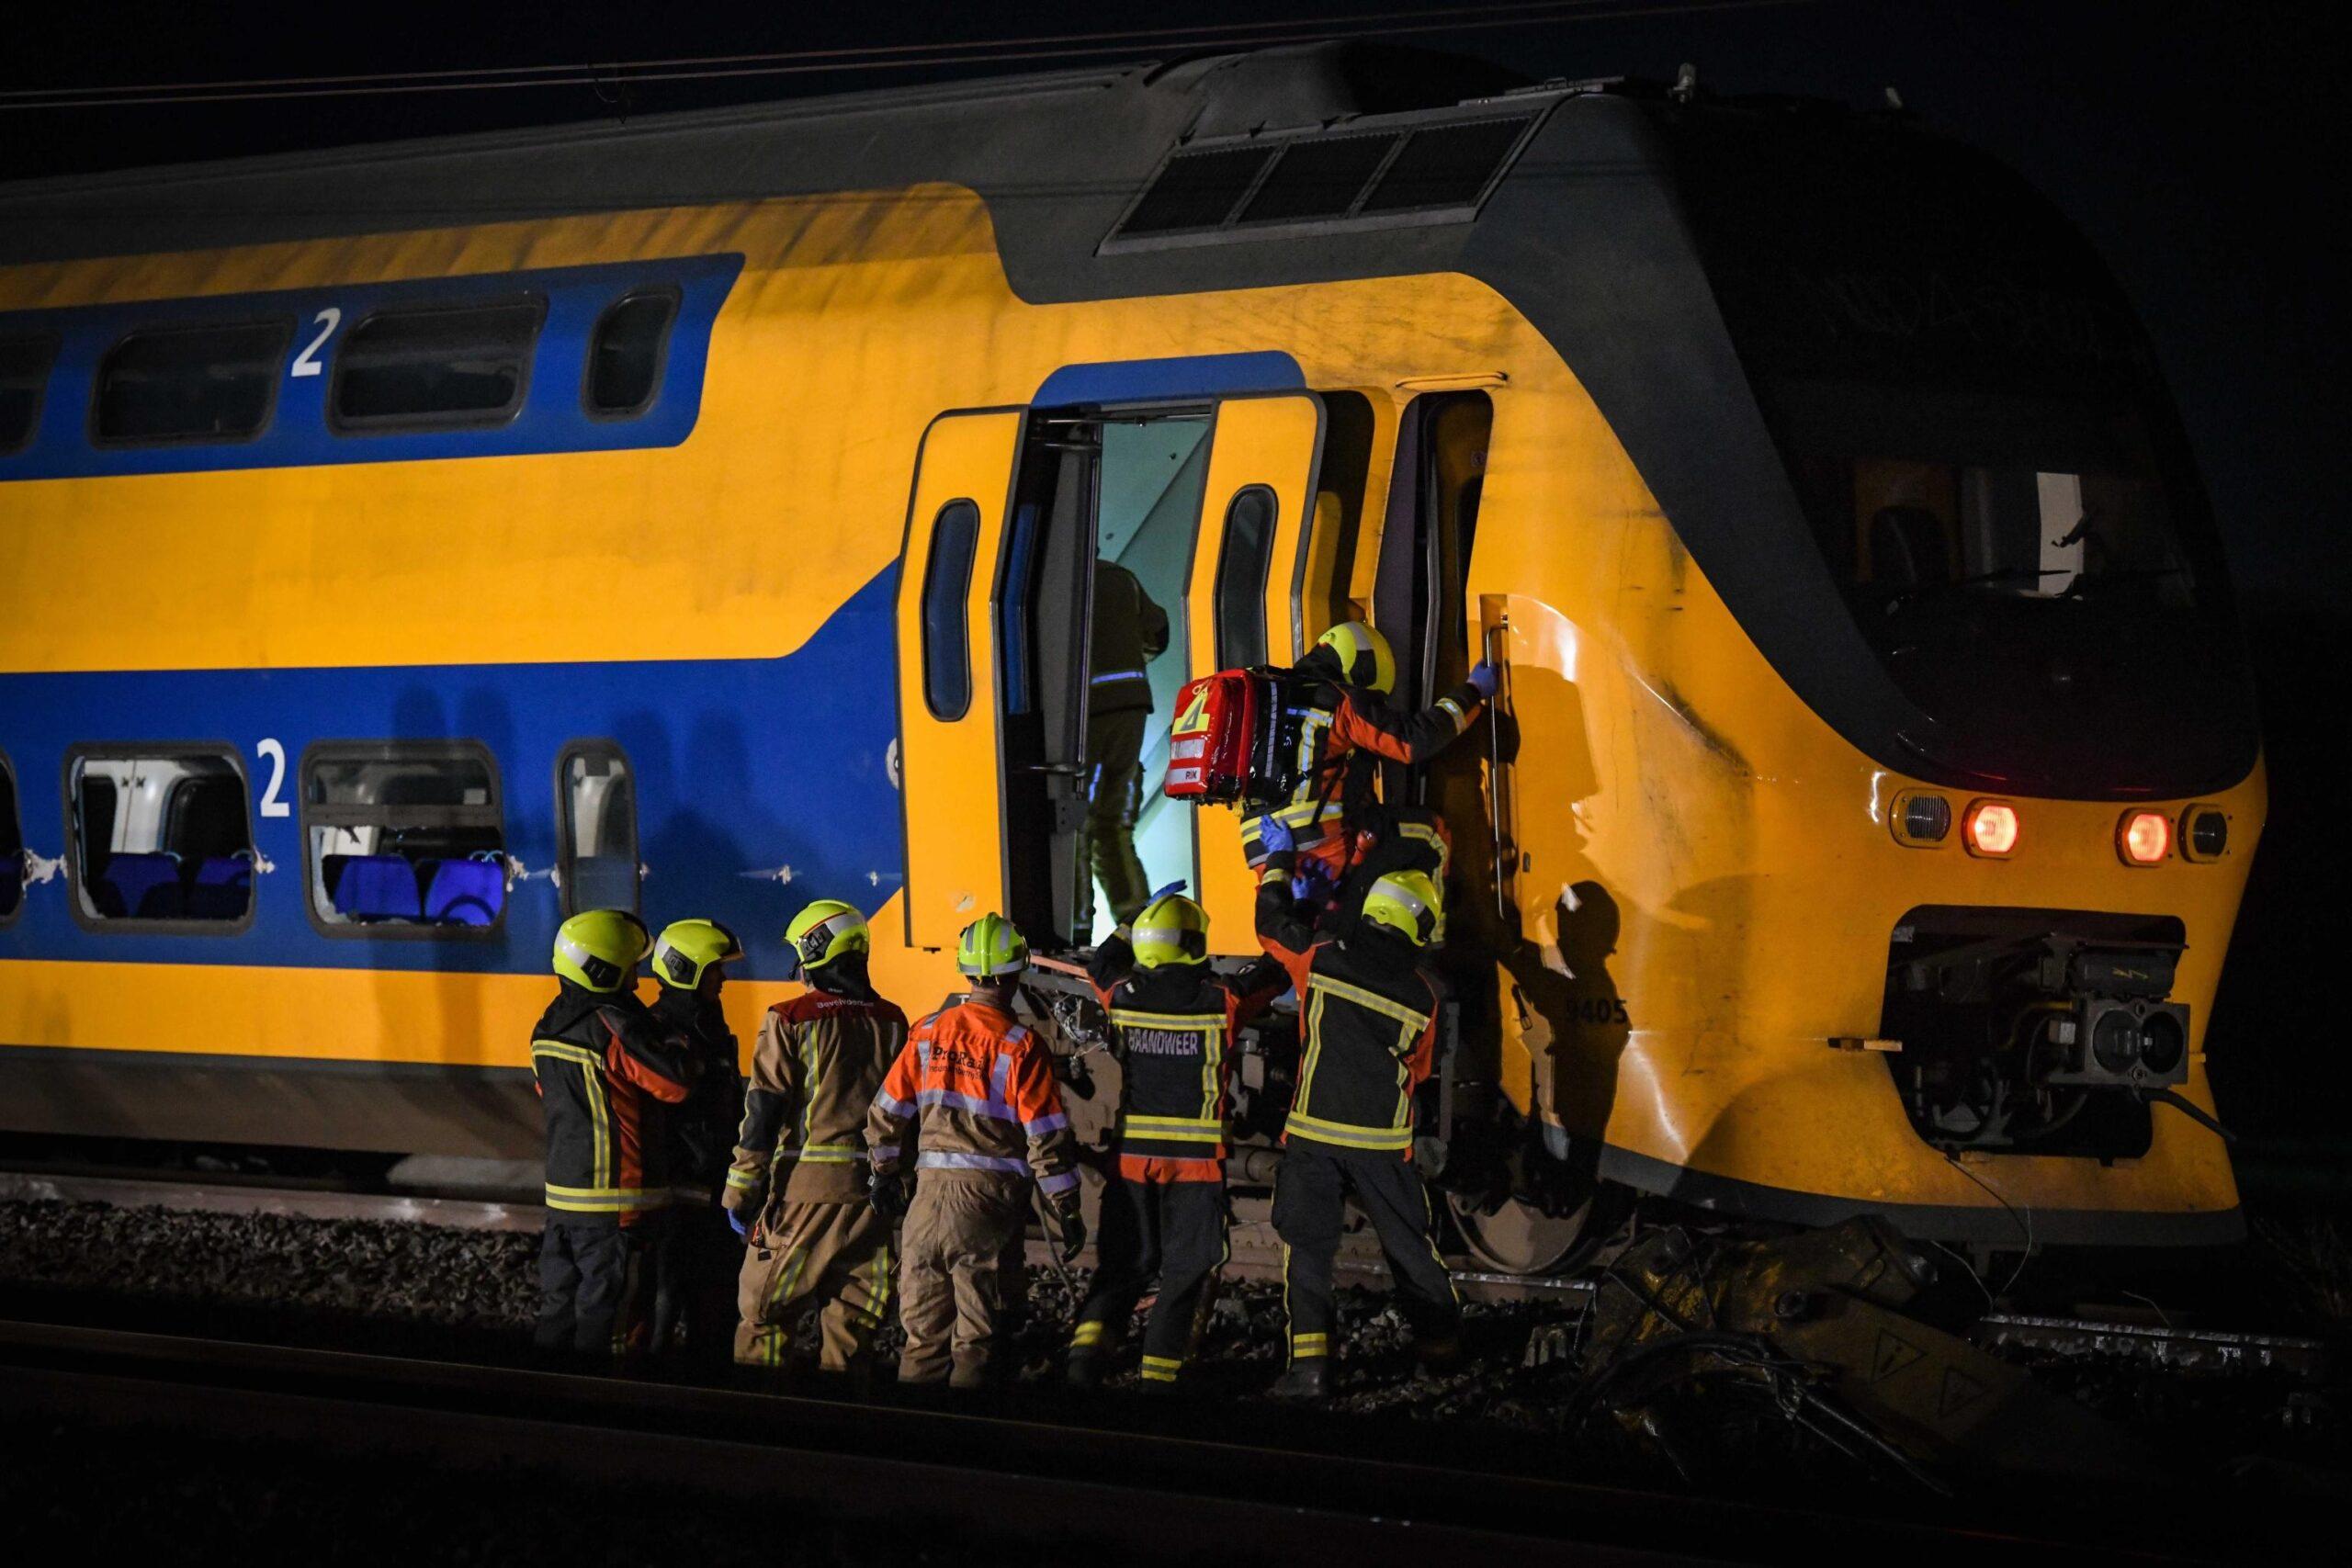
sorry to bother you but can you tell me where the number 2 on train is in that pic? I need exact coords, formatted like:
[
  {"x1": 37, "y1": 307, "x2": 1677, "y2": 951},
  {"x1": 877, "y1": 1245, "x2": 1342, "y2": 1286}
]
[
  {"x1": 289, "y1": 309, "x2": 341, "y2": 378},
  {"x1": 255, "y1": 739, "x2": 290, "y2": 818}
]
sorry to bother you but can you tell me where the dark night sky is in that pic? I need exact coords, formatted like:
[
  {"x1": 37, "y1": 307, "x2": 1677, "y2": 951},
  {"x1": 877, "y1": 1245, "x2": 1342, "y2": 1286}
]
[{"x1": 8, "y1": 0, "x2": 2346, "y2": 1132}]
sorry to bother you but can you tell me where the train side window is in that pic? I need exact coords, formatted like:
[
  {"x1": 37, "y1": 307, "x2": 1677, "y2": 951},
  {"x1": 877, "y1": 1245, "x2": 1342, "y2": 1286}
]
[
  {"x1": 582, "y1": 288, "x2": 681, "y2": 419},
  {"x1": 301, "y1": 742, "x2": 506, "y2": 936},
  {"x1": 0, "y1": 752, "x2": 23, "y2": 924},
  {"x1": 329, "y1": 299, "x2": 545, "y2": 433},
  {"x1": 558, "y1": 743, "x2": 639, "y2": 915},
  {"x1": 922, "y1": 499, "x2": 981, "y2": 719},
  {"x1": 1294, "y1": 391, "x2": 1375, "y2": 654},
  {"x1": 92, "y1": 321, "x2": 292, "y2": 446},
  {"x1": 1214, "y1": 485, "x2": 1278, "y2": 669},
  {"x1": 2, "y1": 333, "x2": 61, "y2": 456},
  {"x1": 64, "y1": 747, "x2": 254, "y2": 929}
]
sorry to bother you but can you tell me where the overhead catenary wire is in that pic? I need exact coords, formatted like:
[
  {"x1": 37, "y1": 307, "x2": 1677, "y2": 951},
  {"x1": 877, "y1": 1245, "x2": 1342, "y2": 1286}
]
[{"x1": 0, "y1": 0, "x2": 1816, "y2": 112}]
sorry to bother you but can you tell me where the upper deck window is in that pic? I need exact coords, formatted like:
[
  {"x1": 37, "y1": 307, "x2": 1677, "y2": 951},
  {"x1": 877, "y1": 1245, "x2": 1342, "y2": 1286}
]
[
  {"x1": 301, "y1": 743, "x2": 506, "y2": 934},
  {"x1": 583, "y1": 288, "x2": 681, "y2": 418},
  {"x1": 330, "y1": 299, "x2": 543, "y2": 432},
  {"x1": 2, "y1": 333, "x2": 60, "y2": 456},
  {"x1": 66, "y1": 747, "x2": 254, "y2": 928},
  {"x1": 92, "y1": 321, "x2": 291, "y2": 446}
]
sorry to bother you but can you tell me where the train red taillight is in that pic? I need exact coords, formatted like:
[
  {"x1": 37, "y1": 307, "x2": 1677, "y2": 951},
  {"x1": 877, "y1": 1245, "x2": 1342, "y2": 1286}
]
[
  {"x1": 1962, "y1": 800, "x2": 2018, "y2": 858},
  {"x1": 2119, "y1": 810, "x2": 2173, "y2": 866}
]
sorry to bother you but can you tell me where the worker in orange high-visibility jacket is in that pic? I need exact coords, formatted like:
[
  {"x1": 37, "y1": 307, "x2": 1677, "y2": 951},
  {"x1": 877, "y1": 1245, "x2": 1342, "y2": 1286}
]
[{"x1": 865, "y1": 914, "x2": 1084, "y2": 1389}]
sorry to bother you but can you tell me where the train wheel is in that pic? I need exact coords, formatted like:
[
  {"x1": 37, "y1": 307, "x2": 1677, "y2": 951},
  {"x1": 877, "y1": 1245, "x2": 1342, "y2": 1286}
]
[{"x1": 1448, "y1": 1190, "x2": 1605, "y2": 1276}]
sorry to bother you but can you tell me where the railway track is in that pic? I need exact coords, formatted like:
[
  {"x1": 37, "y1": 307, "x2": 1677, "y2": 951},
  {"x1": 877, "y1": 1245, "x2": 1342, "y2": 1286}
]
[{"x1": 0, "y1": 1318, "x2": 2184, "y2": 1564}]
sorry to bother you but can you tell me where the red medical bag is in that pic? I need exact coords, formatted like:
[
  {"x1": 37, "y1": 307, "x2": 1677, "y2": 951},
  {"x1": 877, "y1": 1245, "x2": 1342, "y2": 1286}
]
[{"x1": 1163, "y1": 668, "x2": 1319, "y2": 807}]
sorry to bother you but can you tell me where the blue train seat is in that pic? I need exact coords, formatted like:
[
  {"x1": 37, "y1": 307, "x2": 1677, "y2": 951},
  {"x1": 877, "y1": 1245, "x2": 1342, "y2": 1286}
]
[
  {"x1": 324, "y1": 852, "x2": 424, "y2": 922},
  {"x1": 420, "y1": 856, "x2": 503, "y2": 926},
  {"x1": 186, "y1": 855, "x2": 253, "y2": 920},
  {"x1": 95, "y1": 852, "x2": 185, "y2": 919}
]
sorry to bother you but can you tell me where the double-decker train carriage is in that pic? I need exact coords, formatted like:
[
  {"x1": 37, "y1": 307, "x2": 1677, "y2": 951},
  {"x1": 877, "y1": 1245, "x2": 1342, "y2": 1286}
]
[{"x1": 0, "y1": 43, "x2": 2261, "y2": 1267}]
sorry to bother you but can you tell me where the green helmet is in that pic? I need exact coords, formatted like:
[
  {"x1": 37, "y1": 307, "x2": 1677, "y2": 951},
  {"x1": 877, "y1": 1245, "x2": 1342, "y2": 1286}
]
[
  {"x1": 1315, "y1": 620, "x2": 1396, "y2": 695},
  {"x1": 1131, "y1": 892, "x2": 1209, "y2": 968},
  {"x1": 652, "y1": 918, "x2": 743, "y2": 990},
  {"x1": 1360, "y1": 869, "x2": 1442, "y2": 947},
  {"x1": 786, "y1": 898, "x2": 871, "y2": 975},
  {"x1": 956, "y1": 912, "x2": 1029, "y2": 979},
  {"x1": 554, "y1": 908, "x2": 651, "y2": 993}
]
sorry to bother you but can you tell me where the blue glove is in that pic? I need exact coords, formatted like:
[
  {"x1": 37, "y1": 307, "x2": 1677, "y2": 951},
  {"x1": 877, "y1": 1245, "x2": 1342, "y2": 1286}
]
[
  {"x1": 1256, "y1": 815, "x2": 1295, "y2": 856},
  {"x1": 1147, "y1": 879, "x2": 1186, "y2": 904},
  {"x1": 1468, "y1": 660, "x2": 1500, "y2": 699},
  {"x1": 1291, "y1": 857, "x2": 1336, "y2": 905},
  {"x1": 727, "y1": 1207, "x2": 752, "y2": 1239}
]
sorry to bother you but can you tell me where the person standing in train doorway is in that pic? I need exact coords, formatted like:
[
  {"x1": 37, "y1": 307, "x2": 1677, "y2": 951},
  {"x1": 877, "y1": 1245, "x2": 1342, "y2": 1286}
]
[
  {"x1": 646, "y1": 918, "x2": 746, "y2": 1367},
  {"x1": 530, "y1": 909, "x2": 697, "y2": 1364},
  {"x1": 1079, "y1": 557, "x2": 1170, "y2": 936},
  {"x1": 726, "y1": 900, "x2": 908, "y2": 1379}
]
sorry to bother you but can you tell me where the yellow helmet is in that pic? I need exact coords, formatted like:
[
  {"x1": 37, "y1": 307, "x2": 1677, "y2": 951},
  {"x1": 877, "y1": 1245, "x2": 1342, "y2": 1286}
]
[
  {"x1": 554, "y1": 908, "x2": 651, "y2": 993},
  {"x1": 1130, "y1": 892, "x2": 1209, "y2": 968},
  {"x1": 786, "y1": 898, "x2": 871, "y2": 975},
  {"x1": 652, "y1": 918, "x2": 743, "y2": 989},
  {"x1": 956, "y1": 912, "x2": 1029, "y2": 978},
  {"x1": 1315, "y1": 620, "x2": 1396, "y2": 695},
  {"x1": 1360, "y1": 869, "x2": 1442, "y2": 946}
]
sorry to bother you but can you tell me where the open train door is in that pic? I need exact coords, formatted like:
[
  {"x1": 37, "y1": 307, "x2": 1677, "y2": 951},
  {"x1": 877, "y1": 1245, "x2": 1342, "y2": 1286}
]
[
  {"x1": 895, "y1": 409, "x2": 1023, "y2": 949},
  {"x1": 1182, "y1": 392, "x2": 1325, "y2": 950}
]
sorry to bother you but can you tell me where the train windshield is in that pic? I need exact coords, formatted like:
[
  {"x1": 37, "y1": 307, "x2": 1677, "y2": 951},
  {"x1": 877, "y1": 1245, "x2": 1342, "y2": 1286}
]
[{"x1": 1670, "y1": 107, "x2": 2254, "y2": 795}]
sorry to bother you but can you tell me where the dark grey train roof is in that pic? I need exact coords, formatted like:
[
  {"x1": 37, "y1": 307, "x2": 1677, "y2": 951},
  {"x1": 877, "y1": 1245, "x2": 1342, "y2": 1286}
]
[{"x1": 0, "y1": 44, "x2": 2251, "y2": 795}]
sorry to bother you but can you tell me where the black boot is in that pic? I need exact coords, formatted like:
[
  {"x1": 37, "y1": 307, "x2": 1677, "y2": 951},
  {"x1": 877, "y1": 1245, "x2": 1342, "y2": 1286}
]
[
  {"x1": 1066, "y1": 1348, "x2": 1107, "y2": 1389},
  {"x1": 1269, "y1": 1359, "x2": 1332, "y2": 1400}
]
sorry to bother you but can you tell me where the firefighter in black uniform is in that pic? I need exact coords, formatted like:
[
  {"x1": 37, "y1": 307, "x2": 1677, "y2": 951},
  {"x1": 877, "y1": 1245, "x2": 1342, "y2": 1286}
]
[
  {"x1": 1065, "y1": 890, "x2": 1285, "y2": 1389},
  {"x1": 531, "y1": 909, "x2": 697, "y2": 1361},
  {"x1": 647, "y1": 918, "x2": 746, "y2": 1364},
  {"x1": 1080, "y1": 557, "x2": 1171, "y2": 931},
  {"x1": 1254, "y1": 818, "x2": 1462, "y2": 1398}
]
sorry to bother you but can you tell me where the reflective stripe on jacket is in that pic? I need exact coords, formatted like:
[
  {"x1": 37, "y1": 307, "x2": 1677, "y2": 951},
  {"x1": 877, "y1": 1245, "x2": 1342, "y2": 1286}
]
[
  {"x1": 729, "y1": 987, "x2": 909, "y2": 1207},
  {"x1": 865, "y1": 997, "x2": 1079, "y2": 1197},
  {"x1": 530, "y1": 985, "x2": 695, "y2": 1224}
]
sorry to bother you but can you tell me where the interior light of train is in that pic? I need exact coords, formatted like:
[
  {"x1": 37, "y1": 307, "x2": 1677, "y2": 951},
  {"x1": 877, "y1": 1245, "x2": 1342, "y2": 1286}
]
[
  {"x1": 2182, "y1": 806, "x2": 2230, "y2": 863},
  {"x1": 2120, "y1": 809, "x2": 2173, "y2": 865},
  {"x1": 1890, "y1": 790, "x2": 1951, "y2": 847},
  {"x1": 1962, "y1": 800, "x2": 2019, "y2": 858}
]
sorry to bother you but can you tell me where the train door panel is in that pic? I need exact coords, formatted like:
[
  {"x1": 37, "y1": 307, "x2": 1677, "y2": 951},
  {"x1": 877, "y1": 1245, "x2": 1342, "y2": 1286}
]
[
  {"x1": 895, "y1": 409, "x2": 1023, "y2": 949},
  {"x1": 1184, "y1": 393, "x2": 1325, "y2": 949}
]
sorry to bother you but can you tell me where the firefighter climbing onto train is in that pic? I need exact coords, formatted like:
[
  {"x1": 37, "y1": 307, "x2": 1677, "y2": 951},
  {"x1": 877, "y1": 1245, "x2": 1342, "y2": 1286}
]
[
  {"x1": 866, "y1": 914, "x2": 1085, "y2": 1389},
  {"x1": 647, "y1": 918, "x2": 747, "y2": 1364},
  {"x1": 1079, "y1": 556, "x2": 1171, "y2": 931},
  {"x1": 1231, "y1": 620, "x2": 1497, "y2": 918},
  {"x1": 1065, "y1": 887, "x2": 1286, "y2": 1389},
  {"x1": 726, "y1": 899, "x2": 909, "y2": 1375},
  {"x1": 529, "y1": 908, "x2": 697, "y2": 1362},
  {"x1": 1253, "y1": 826, "x2": 1463, "y2": 1399}
]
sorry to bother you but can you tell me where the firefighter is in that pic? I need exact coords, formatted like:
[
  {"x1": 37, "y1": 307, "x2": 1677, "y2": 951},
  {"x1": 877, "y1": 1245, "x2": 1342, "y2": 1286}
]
[
  {"x1": 866, "y1": 913, "x2": 1084, "y2": 1389},
  {"x1": 1239, "y1": 621, "x2": 1498, "y2": 894},
  {"x1": 1066, "y1": 889, "x2": 1286, "y2": 1389},
  {"x1": 1253, "y1": 819, "x2": 1463, "y2": 1399},
  {"x1": 726, "y1": 898, "x2": 909, "y2": 1374},
  {"x1": 646, "y1": 918, "x2": 746, "y2": 1364},
  {"x1": 1080, "y1": 557, "x2": 1171, "y2": 931},
  {"x1": 530, "y1": 908, "x2": 696, "y2": 1361}
]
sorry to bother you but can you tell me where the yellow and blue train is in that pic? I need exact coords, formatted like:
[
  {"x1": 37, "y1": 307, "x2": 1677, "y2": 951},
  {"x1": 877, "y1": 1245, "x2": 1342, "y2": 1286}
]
[{"x1": 0, "y1": 45, "x2": 2263, "y2": 1265}]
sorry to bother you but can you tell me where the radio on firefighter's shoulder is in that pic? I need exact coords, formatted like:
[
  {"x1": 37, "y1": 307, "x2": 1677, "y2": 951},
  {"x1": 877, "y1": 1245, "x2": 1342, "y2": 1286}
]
[{"x1": 1162, "y1": 666, "x2": 1325, "y2": 807}]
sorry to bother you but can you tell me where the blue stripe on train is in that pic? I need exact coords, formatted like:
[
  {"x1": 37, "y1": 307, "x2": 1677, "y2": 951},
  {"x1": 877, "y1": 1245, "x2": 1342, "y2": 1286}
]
[
  {"x1": 0, "y1": 568, "x2": 900, "y2": 983},
  {"x1": 1032, "y1": 351, "x2": 1302, "y2": 408},
  {"x1": 0, "y1": 254, "x2": 742, "y2": 482}
]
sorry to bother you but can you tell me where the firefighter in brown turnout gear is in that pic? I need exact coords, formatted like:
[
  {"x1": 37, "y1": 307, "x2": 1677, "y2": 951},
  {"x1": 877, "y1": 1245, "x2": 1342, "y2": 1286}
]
[
  {"x1": 727, "y1": 899, "x2": 909, "y2": 1373},
  {"x1": 1066, "y1": 888, "x2": 1284, "y2": 1389},
  {"x1": 1255, "y1": 818, "x2": 1463, "y2": 1398},
  {"x1": 1080, "y1": 558, "x2": 1171, "y2": 931},
  {"x1": 866, "y1": 914, "x2": 1083, "y2": 1389},
  {"x1": 531, "y1": 909, "x2": 696, "y2": 1360},
  {"x1": 648, "y1": 919, "x2": 746, "y2": 1363}
]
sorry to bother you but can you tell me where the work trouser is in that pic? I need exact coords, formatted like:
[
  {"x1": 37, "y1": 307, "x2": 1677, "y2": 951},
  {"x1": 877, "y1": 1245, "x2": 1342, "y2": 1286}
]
[
  {"x1": 1071, "y1": 1171, "x2": 1229, "y2": 1383},
  {"x1": 1271, "y1": 1143, "x2": 1461, "y2": 1366},
  {"x1": 536, "y1": 1218, "x2": 653, "y2": 1359},
  {"x1": 1078, "y1": 705, "x2": 1151, "y2": 930},
  {"x1": 653, "y1": 1194, "x2": 741, "y2": 1365},
  {"x1": 897, "y1": 1171, "x2": 1030, "y2": 1389},
  {"x1": 734, "y1": 1198, "x2": 894, "y2": 1372}
]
